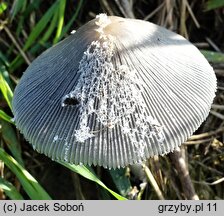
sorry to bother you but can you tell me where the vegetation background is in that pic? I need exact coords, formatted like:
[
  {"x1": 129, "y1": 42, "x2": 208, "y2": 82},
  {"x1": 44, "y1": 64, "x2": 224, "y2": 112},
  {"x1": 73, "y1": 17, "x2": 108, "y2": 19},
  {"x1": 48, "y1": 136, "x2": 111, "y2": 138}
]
[{"x1": 0, "y1": 0, "x2": 224, "y2": 200}]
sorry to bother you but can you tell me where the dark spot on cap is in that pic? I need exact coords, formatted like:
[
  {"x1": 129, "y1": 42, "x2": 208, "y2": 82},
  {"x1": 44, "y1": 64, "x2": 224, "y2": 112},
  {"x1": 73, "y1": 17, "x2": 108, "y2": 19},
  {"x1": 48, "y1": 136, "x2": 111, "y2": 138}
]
[{"x1": 63, "y1": 97, "x2": 80, "y2": 106}]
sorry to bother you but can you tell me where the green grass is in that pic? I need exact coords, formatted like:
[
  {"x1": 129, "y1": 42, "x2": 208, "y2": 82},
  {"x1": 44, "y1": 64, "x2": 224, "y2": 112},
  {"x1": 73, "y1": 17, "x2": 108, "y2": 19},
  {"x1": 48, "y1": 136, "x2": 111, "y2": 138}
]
[
  {"x1": 205, "y1": 0, "x2": 224, "y2": 10},
  {"x1": 0, "y1": 68, "x2": 13, "y2": 110},
  {"x1": 0, "y1": 0, "x2": 224, "y2": 200},
  {"x1": 0, "y1": 109, "x2": 13, "y2": 123},
  {"x1": 0, "y1": 148, "x2": 51, "y2": 199},
  {"x1": 0, "y1": 2, "x2": 7, "y2": 14},
  {"x1": 0, "y1": 177, "x2": 24, "y2": 200},
  {"x1": 201, "y1": 50, "x2": 224, "y2": 64},
  {"x1": 60, "y1": 163, "x2": 127, "y2": 200}
]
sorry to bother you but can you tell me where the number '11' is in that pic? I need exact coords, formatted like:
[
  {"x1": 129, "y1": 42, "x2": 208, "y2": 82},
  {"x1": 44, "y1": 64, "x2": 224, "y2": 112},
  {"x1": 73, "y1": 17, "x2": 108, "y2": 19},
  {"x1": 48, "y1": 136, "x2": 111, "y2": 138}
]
[{"x1": 207, "y1": 203, "x2": 217, "y2": 211}]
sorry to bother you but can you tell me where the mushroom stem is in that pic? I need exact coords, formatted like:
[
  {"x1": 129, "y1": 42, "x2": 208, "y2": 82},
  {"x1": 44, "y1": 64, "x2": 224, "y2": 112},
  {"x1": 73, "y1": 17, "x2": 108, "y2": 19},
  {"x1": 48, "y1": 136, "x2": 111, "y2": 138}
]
[{"x1": 169, "y1": 149, "x2": 199, "y2": 200}]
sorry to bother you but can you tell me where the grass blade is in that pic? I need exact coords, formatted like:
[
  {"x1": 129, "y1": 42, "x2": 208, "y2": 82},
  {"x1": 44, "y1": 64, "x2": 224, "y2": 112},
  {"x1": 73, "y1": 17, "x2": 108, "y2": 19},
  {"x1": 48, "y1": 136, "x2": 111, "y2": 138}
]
[
  {"x1": 0, "y1": 177, "x2": 24, "y2": 200},
  {"x1": 0, "y1": 110, "x2": 13, "y2": 123},
  {"x1": 59, "y1": 162, "x2": 127, "y2": 200},
  {"x1": 15, "y1": 0, "x2": 41, "y2": 37},
  {"x1": 40, "y1": 9, "x2": 58, "y2": 44},
  {"x1": 53, "y1": 0, "x2": 66, "y2": 44},
  {"x1": 0, "y1": 148, "x2": 52, "y2": 200},
  {"x1": 0, "y1": 65, "x2": 13, "y2": 88},
  {"x1": 0, "y1": 2, "x2": 7, "y2": 14},
  {"x1": 60, "y1": 0, "x2": 84, "y2": 40},
  {"x1": 10, "y1": 0, "x2": 27, "y2": 20},
  {"x1": 10, "y1": 43, "x2": 41, "y2": 73},
  {"x1": 205, "y1": 0, "x2": 224, "y2": 11},
  {"x1": 0, "y1": 51, "x2": 9, "y2": 67},
  {"x1": 0, "y1": 69, "x2": 13, "y2": 110},
  {"x1": 10, "y1": 0, "x2": 82, "y2": 71},
  {"x1": 1, "y1": 119, "x2": 23, "y2": 166},
  {"x1": 108, "y1": 168, "x2": 132, "y2": 197},
  {"x1": 200, "y1": 50, "x2": 224, "y2": 63},
  {"x1": 9, "y1": 1, "x2": 59, "y2": 71},
  {"x1": 23, "y1": 1, "x2": 59, "y2": 51}
]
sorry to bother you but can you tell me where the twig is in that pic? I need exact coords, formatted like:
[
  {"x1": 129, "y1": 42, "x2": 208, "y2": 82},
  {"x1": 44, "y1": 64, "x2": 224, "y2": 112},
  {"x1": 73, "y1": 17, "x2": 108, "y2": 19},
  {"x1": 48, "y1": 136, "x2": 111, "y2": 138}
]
[
  {"x1": 144, "y1": 2, "x2": 165, "y2": 20},
  {"x1": 184, "y1": 138, "x2": 213, "y2": 145},
  {"x1": 185, "y1": 0, "x2": 200, "y2": 28},
  {"x1": 218, "y1": 86, "x2": 224, "y2": 91},
  {"x1": 0, "y1": 160, "x2": 5, "y2": 199},
  {"x1": 151, "y1": 156, "x2": 164, "y2": 190},
  {"x1": 3, "y1": 26, "x2": 31, "y2": 65},
  {"x1": 169, "y1": 149, "x2": 199, "y2": 200},
  {"x1": 188, "y1": 127, "x2": 224, "y2": 140},
  {"x1": 164, "y1": 170, "x2": 183, "y2": 199},
  {"x1": 0, "y1": 160, "x2": 4, "y2": 178},
  {"x1": 100, "y1": 0, "x2": 115, "y2": 16},
  {"x1": 193, "y1": 42, "x2": 209, "y2": 48},
  {"x1": 137, "y1": 182, "x2": 147, "y2": 200},
  {"x1": 206, "y1": 37, "x2": 221, "y2": 52},
  {"x1": 180, "y1": 0, "x2": 188, "y2": 38},
  {"x1": 195, "y1": 161, "x2": 224, "y2": 176},
  {"x1": 164, "y1": 0, "x2": 175, "y2": 29},
  {"x1": 115, "y1": 0, "x2": 135, "y2": 18},
  {"x1": 158, "y1": 1, "x2": 166, "y2": 26},
  {"x1": 216, "y1": 70, "x2": 224, "y2": 76},
  {"x1": 142, "y1": 163, "x2": 165, "y2": 200},
  {"x1": 212, "y1": 104, "x2": 224, "y2": 110},
  {"x1": 0, "y1": 38, "x2": 18, "y2": 55},
  {"x1": 193, "y1": 177, "x2": 224, "y2": 186},
  {"x1": 210, "y1": 110, "x2": 224, "y2": 120}
]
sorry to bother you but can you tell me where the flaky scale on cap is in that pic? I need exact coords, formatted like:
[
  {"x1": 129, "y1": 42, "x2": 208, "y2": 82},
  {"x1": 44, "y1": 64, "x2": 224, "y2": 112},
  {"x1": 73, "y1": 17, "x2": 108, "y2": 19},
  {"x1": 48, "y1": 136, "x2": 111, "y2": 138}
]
[{"x1": 12, "y1": 14, "x2": 216, "y2": 169}]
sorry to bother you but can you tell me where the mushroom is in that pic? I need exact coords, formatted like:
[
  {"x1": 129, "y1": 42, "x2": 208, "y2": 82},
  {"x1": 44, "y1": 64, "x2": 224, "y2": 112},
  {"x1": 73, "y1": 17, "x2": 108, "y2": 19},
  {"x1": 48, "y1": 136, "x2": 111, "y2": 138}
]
[{"x1": 12, "y1": 14, "x2": 216, "y2": 169}]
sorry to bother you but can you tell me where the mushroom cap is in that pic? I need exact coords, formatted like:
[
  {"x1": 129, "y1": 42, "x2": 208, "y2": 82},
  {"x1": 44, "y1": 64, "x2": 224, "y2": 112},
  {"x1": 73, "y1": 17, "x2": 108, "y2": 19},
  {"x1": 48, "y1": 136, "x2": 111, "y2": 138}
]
[{"x1": 12, "y1": 15, "x2": 216, "y2": 169}]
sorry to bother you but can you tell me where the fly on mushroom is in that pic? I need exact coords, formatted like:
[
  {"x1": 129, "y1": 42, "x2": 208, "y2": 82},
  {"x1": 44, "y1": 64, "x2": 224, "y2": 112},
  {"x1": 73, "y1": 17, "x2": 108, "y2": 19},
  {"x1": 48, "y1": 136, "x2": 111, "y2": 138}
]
[{"x1": 12, "y1": 14, "x2": 216, "y2": 169}]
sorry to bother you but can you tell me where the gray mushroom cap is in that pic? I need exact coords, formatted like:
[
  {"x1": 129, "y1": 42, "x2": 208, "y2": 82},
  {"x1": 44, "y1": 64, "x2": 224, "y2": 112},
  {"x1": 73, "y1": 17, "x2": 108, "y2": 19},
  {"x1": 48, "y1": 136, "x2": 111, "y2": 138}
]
[{"x1": 12, "y1": 14, "x2": 216, "y2": 169}]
